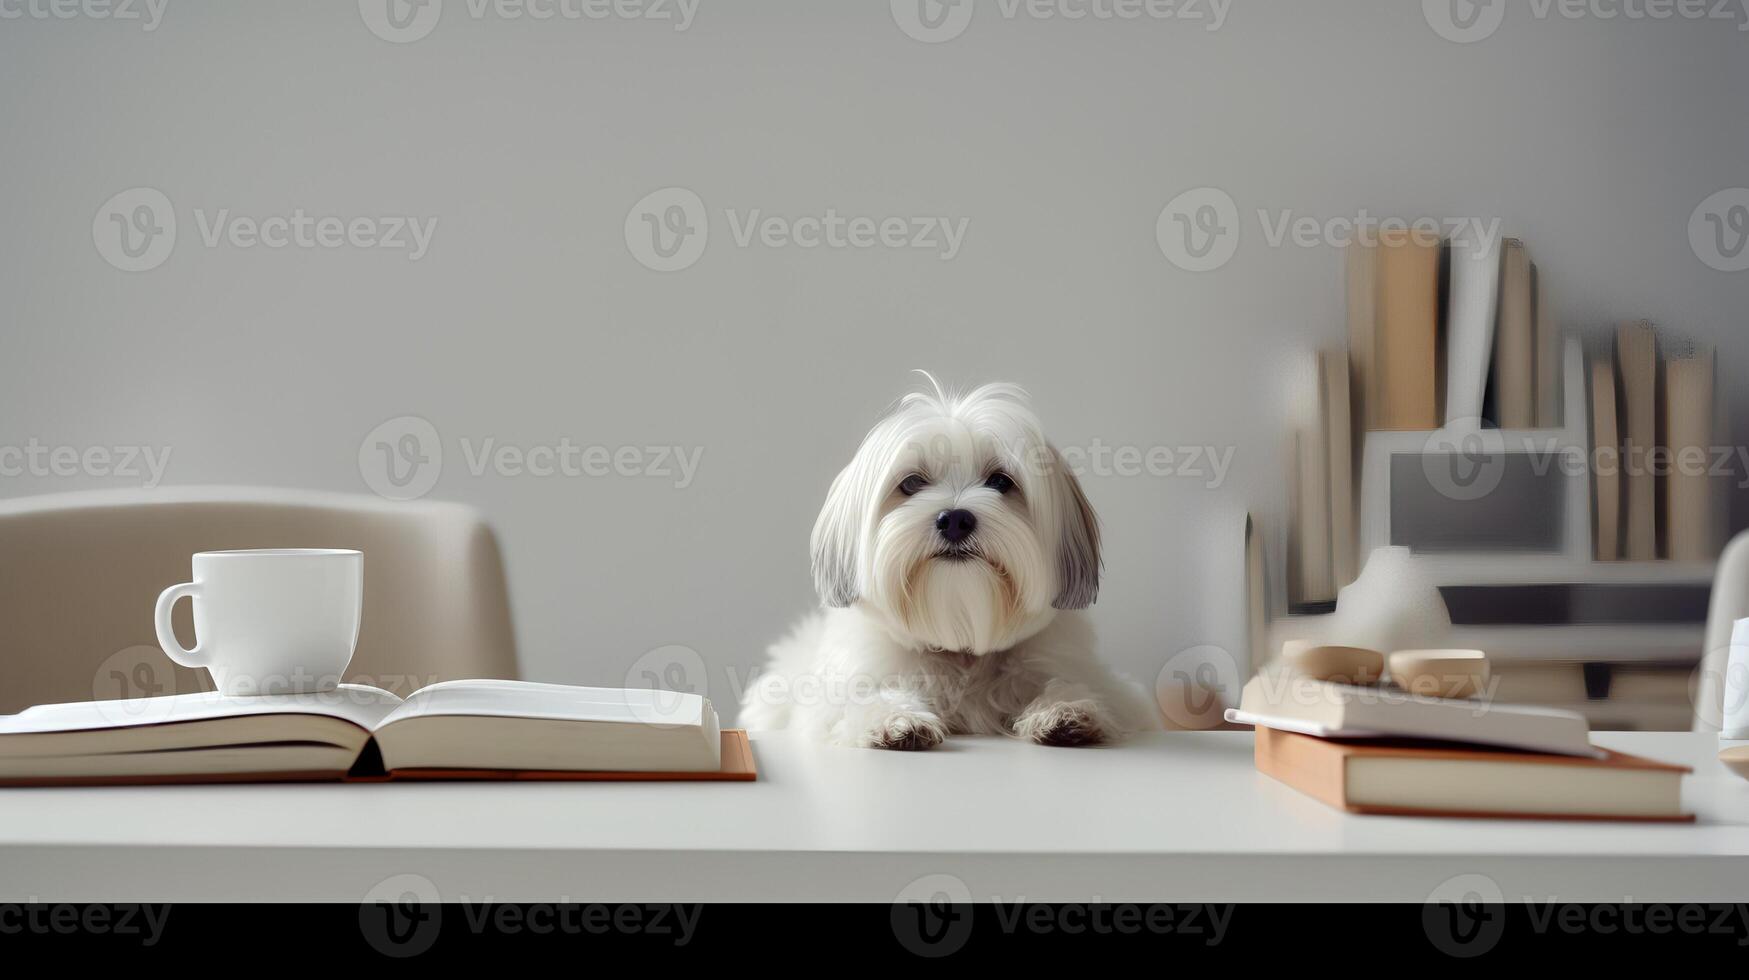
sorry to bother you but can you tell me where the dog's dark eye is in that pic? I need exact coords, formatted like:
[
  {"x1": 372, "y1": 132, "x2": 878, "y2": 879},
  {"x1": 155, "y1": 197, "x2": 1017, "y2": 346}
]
[
  {"x1": 897, "y1": 474, "x2": 928, "y2": 496},
  {"x1": 984, "y1": 471, "x2": 1016, "y2": 494}
]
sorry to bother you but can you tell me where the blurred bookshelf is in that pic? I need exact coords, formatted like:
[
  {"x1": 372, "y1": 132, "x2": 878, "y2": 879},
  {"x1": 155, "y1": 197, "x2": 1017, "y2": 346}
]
[{"x1": 1274, "y1": 232, "x2": 1724, "y2": 731}]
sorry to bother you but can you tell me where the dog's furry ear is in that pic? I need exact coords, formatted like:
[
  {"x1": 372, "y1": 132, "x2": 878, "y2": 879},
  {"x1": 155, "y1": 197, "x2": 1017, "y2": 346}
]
[
  {"x1": 810, "y1": 464, "x2": 861, "y2": 607},
  {"x1": 1050, "y1": 448, "x2": 1102, "y2": 609}
]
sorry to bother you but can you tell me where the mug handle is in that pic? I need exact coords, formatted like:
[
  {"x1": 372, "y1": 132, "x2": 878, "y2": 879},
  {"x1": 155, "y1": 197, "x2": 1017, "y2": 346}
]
[{"x1": 154, "y1": 582, "x2": 207, "y2": 668}]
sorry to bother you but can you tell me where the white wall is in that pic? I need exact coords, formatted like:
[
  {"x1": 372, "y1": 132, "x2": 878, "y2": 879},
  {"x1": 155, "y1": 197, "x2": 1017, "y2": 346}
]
[{"x1": 3, "y1": 1, "x2": 1746, "y2": 721}]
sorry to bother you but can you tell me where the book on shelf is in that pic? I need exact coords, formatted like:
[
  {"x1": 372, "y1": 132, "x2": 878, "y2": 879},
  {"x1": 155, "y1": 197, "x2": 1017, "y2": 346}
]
[
  {"x1": 1288, "y1": 427, "x2": 1333, "y2": 605},
  {"x1": 1372, "y1": 228, "x2": 1443, "y2": 429},
  {"x1": 1288, "y1": 351, "x2": 1359, "y2": 607},
  {"x1": 1661, "y1": 343, "x2": 1718, "y2": 562},
  {"x1": 1320, "y1": 351, "x2": 1357, "y2": 588},
  {"x1": 0, "y1": 679, "x2": 754, "y2": 786},
  {"x1": 1346, "y1": 238, "x2": 1378, "y2": 429},
  {"x1": 1615, "y1": 320, "x2": 1659, "y2": 560},
  {"x1": 1534, "y1": 262, "x2": 1562, "y2": 427},
  {"x1": 1491, "y1": 239, "x2": 1536, "y2": 428},
  {"x1": 1443, "y1": 237, "x2": 1500, "y2": 426},
  {"x1": 1586, "y1": 340, "x2": 1623, "y2": 561}
]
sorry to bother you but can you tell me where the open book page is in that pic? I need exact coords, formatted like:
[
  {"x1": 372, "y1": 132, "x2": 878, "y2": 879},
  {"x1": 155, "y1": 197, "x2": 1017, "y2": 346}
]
[
  {"x1": 0, "y1": 684, "x2": 405, "y2": 735},
  {"x1": 375, "y1": 679, "x2": 720, "y2": 772},
  {"x1": 385, "y1": 678, "x2": 707, "y2": 729}
]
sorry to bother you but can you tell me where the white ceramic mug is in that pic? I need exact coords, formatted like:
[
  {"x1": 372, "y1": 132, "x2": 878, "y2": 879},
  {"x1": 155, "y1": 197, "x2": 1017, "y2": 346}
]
[{"x1": 155, "y1": 549, "x2": 363, "y2": 696}]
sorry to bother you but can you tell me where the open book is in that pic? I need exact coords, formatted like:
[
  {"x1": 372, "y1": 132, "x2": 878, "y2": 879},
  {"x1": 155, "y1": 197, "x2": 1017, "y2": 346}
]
[{"x1": 0, "y1": 679, "x2": 753, "y2": 786}]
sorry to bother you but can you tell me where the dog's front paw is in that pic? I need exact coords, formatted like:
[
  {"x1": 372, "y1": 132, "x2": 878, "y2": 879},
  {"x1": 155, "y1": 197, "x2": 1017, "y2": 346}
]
[
  {"x1": 861, "y1": 711, "x2": 947, "y2": 751},
  {"x1": 1013, "y1": 700, "x2": 1109, "y2": 747}
]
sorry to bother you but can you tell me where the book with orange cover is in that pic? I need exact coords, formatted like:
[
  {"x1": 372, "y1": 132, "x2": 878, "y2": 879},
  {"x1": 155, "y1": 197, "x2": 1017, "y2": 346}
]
[
  {"x1": 1254, "y1": 726, "x2": 1691, "y2": 822},
  {"x1": 0, "y1": 681, "x2": 756, "y2": 786}
]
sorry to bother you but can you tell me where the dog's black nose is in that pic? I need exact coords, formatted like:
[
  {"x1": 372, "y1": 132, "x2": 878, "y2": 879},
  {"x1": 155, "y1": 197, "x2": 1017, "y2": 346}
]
[{"x1": 935, "y1": 509, "x2": 977, "y2": 544}]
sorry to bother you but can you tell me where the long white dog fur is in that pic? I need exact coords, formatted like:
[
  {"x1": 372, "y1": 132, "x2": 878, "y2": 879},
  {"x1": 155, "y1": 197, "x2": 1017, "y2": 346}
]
[{"x1": 742, "y1": 376, "x2": 1162, "y2": 749}]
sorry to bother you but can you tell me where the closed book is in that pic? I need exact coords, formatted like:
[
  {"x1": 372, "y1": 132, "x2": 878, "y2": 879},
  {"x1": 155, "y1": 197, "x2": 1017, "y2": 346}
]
[
  {"x1": 1230, "y1": 670, "x2": 1594, "y2": 757},
  {"x1": 1615, "y1": 321, "x2": 1658, "y2": 560},
  {"x1": 1373, "y1": 228, "x2": 1442, "y2": 429},
  {"x1": 1491, "y1": 239, "x2": 1535, "y2": 428},
  {"x1": 1253, "y1": 726, "x2": 1691, "y2": 821},
  {"x1": 1661, "y1": 346, "x2": 1717, "y2": 561},
  {"x1": 1442, "y1": 238, "x2": 1500, "y2": 426},
  {"x1": 1588, "y1": 345, "x2": 1622, "y2": 561}
]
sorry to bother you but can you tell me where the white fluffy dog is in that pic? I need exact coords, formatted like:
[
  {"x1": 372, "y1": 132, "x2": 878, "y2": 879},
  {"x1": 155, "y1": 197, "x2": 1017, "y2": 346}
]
[{"x1": 742, "y1": 376, "x2": 1162, "y2": 749}]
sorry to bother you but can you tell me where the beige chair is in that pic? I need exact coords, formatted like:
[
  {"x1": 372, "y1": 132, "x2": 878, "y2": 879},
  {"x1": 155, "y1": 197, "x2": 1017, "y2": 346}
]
[
  {"x1": 1696, "y1": 528, "x2": 1749, "y2": 732},
  {"x1": 0, "y1": 486, "x2": 517, "y2": 714}
]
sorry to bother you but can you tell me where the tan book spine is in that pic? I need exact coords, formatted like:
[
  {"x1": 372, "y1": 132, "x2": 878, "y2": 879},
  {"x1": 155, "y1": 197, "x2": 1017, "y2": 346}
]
[
  {"x1": 1493, "y1": 240, "x2": 1535, "y2": 428},
  {"x1": 1373, "y1": 229, "x2": 1441, "y2": 429},
  {"x1": 1320, "y1": 351, "x2": 1356, "y2": 588},
  {"x1": 1534, "y1": 264, "x2": 1561, "y2": 426},
  {"x1": 1662, "y1": 349, "x2": 1717, "y2": 561},
  {"x1": 1615, "y1": 321, "x2": 1658, "y2": 560},
  {"x1": 1589, "y1": 352, "x2": 1621, "y2": 561},
  {"x1": 1291, "y1": 427, "x2": 1334, "y2": 604},
  {"x1": 1346, "y1": 241, "x2": 1378, "y2": 430}
]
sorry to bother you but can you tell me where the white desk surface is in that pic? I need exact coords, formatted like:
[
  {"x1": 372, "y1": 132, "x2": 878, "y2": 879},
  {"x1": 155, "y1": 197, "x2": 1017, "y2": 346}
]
[{"x1": 1, "y1": 731, "x2": 1745, "y2": 902}]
